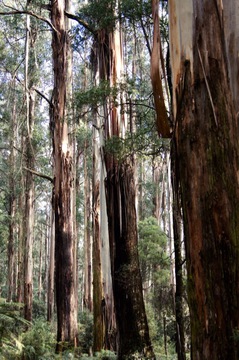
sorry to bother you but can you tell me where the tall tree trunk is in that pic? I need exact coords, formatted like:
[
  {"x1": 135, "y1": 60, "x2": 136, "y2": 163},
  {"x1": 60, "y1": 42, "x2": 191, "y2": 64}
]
[
  {"x1": 17, "y1": 149, "x2": 25, "y2": 304},
  {"x1": 100, "y1": 9, "x2": 154, "y2": 357},
  {"x1": 105, "y1": 160, "x2": 154, "y2": 359},
  {"x1": 47, "y1": 207, "x2": 55, "y2": 322},
  {"x1": 151, "y1": 0, "x2": 171, "y2": 138},
  {"x1": 169, "y1": 1, "x2": 239, "y2": 358},
  {"x1": 7, "y1": 81, "x2": 17, "y2": 302},
  {"x1": 24, "y1": 10, "x2": 36, "y2": 322},
  {"x1": 38, "y1": 224, "x2": 43, "y2": 300},
  {"x1": 51, "y1": 0, "x2": 78, "y2": 351},
  {"x1": 171, "y1": 142, "x2": 186, "y2": 360},
  {"x1": 83, "y1": 142, "x2": 92, "y2": 311},
  {"x1": 91, "y1": 29, "x2": 117, "y2": 350},
  {"x1": 92, "y1": 115, "x2": 104, "y2": 351}
]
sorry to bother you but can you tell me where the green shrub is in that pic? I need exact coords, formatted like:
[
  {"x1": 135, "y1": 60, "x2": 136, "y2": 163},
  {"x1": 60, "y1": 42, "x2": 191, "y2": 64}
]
[
  {"x1": 21, "y1": 318, "x2": 56, "y2": 359},
  {"x1": 95, "y1": 349, "x2": 117, "y2": 359},
  {"x1": 78, "y1": 310, "x2": 93, "y2": 355},
  {"x1": 0, "y1": 299, "x2": 28, "y2": 359},
  {"x1": 32, "y1": 299, "x2": 46, "y2": 319}
]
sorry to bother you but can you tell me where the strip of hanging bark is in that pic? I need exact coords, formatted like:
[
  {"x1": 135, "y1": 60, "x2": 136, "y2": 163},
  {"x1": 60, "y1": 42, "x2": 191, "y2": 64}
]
[{"x1": 151, "y1": 0, "x2": 171, "y2": 138}]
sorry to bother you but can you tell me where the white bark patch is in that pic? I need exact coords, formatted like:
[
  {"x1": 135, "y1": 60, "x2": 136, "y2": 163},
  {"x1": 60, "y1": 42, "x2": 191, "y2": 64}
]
[
  {"x1": 169, "y1": 0, "x2": 193, "y2": 119},
  {"x1": 62, "y1": 122, "x2": 68, "y2": 154}
]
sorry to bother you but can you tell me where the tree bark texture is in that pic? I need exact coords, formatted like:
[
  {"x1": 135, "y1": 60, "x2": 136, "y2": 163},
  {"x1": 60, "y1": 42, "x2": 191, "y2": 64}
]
[
  {"x1": 24, "y1": 11, "x2": 36, "y2": 322},
  {"x1": 7, "y1": 85, "x2": 17, "y2": 302},
  {"x1": 47, "y1": 208, "x2": 55, "y2": 322},
  {"x1": 151, "y1": 0, "x2": 171, "y2": 138},
  {"x1": 84, "y1": 144, "x2": 92, "y2": 311},
  {"x1": 94, "y1": 8, "x2": 155, "y2": 356},
  {"x1": 105, "y1": 161, "x2": 154, "y2": 359},
  {"x1": 169, "y1": 1, "x2": 239, "y2": 358},
  {"x1": 171, "y1": 143, "x2": 186, "y2": 360},
  {"x1": 51, "y1": 0, "x2": 78, "y2": 351}
]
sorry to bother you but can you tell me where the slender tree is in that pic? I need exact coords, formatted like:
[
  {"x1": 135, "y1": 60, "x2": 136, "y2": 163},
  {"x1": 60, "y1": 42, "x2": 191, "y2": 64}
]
[
  {"x1": 23, "y1": 4, "x2": 38, "y2": 322},
  {"x1": 51, "y1": 0, "x2": 78, "y2": 351},
  {"x1": 7, "y1": 80, "x2": 17, "y2": 302}
]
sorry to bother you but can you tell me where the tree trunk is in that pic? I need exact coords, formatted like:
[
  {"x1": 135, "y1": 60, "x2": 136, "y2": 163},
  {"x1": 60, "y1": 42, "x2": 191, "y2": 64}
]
[
  {"x1": 171, "y1": 141, "x2": 186, "y2": 360},
  {"x1": 151, "y1": 0, "x2": 171, "y2": 138},
  {"x1": 105, "y1": 160, "x2": 154, "y2": 359},
  {"x1": 38, "y1": 224, "x2": 43, "y2": 300},
  {"x1": 17, "y1": 152, "x2": 25, "y2": 304},
  {"x1": 7, "y1": 82, "x2": 17, "y2": 302},
  {"x1": 169, "y1": 1, "x2": 239, "y2": 358},
  {"x1": 47, "y1": 207, "x2": 55, "y2": 322},
  {"x1": 51, "y1": 0, "x2": 78, "y2": 351},
  {"x1": 83, "y1": 142, "x2": 92, "y2": 311},
  {"x1": 91, "y1": 6, "x2": 154, "y2": 356},
  {"x1": 24, "y1": 11, "x2": 36, "y2": 322},
  {"x1": 91, "y1": 25, "x2": 117, "y2": 350},
  {"x1": 92, "y1": 118, "x2": 104, "y2": 351}
]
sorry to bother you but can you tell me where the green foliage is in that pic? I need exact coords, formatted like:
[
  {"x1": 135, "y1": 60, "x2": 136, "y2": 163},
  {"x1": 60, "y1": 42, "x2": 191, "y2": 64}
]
[
  {"x1": 78, "y1": 0, "x2": 117, "y2": 32},
  {"x1": 120, "y1": 0, "x2": 152, "y2": 22},
  {"x1": 32, "y1": 299, "x2": 46, "y2": 319},
  {"x1": 21, "y1": 319, "x2": 56, "y2": 359},
  {"x1": 0, "y1": 299, "x2": 29, "y2": 359},
  {"x1": 78, "y1": 310, "x2": 93, "y2": 355},
  {"x1": 138, "y1": 218, "x2": 177, "y2": 356},
  {"x1": 76, "y1": 81, "x2": 118, "y2": 110},
  {"x1": 94, "y1": 349, "x2": 117, "y2": 359},
  {"x1": 138, "y1": 216, "x2": 170, "y2": 284}
]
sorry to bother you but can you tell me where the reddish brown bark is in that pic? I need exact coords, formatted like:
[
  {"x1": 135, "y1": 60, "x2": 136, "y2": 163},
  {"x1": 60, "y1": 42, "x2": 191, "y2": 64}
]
[
  {"x1": 51, "y1": 0, "x2": 78, "y2": 351},
  {"x1": 94, "y1": 7, "x2": 154, "y2": 356},
  {"x1": 105, "y1": 160, "x2": 155, "y2": 358},
  {"x1": 172, "y1": 1, "x2": 239, "y2": 358},
  {"x1": 151, "y1": 0, "x2": 171, "y2": 138}
]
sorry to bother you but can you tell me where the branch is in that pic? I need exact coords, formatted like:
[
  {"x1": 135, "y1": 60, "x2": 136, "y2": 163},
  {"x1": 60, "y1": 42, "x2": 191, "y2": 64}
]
[
  {"x1": 124, "y1": 101, "x2": 155, "y2": 111},
  {"x1": 0, "y1": 5, "x2": 58, "y2": 33},
  {"x1": 64, "y1": 11, "x2": 96, "y2": 36},
  {"x1": 140, "y1": 18, "x2": 151, "y2": 57},
  {"x1": 33, "y1": 87, "x2": 52, "y2": 106},
  {"x1": 24, "y1": 167, "x2": 53, "y2": 183}
]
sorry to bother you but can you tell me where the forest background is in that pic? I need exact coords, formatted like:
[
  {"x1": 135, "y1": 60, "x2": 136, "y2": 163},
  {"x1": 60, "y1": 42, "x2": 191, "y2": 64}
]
[{"x1": 0, "y1": 1, "x2": 239, "y2": 360}]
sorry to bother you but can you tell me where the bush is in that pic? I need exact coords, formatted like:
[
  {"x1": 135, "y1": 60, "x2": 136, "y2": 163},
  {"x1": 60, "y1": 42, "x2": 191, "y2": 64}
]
[
  {"x1": 21, "y1": 318, "x2": 56, "y2": 359},
  {"x1": 0, "y1": 299, "x2": 28, "y2": 359},
  {"x1": 78, "y1": 310, "x2": 93, "y2": 355},
  {"x1": 32, "y1": 299, "x2": 46, "y2": 319},
  {"x1": 95, "y1": 350, "x2": 117, "y2": 360}
]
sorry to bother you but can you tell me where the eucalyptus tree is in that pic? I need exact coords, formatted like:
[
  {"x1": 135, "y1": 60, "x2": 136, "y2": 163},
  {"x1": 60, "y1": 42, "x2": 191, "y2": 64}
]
[
  {"x1": 0, "y1": 4, "x2": 23, "y2": 303},
  {"x1": 51, "y1": 0, "x2": 78, "y2": 351},
  {"x1": 23, "y1": 0, "x2": 39, "y2": 323},
  {"x1": 94, "y1": 1, "x2": 154, "y2": 357},
  {"x1": 168, "y1": 0, "x2": 239, "y2": 358}
]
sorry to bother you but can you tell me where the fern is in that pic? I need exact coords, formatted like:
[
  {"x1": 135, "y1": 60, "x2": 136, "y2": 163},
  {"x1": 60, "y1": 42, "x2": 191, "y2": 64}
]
[{"x1": 0, "y1": 298, "x2": 28, "y2": 359}]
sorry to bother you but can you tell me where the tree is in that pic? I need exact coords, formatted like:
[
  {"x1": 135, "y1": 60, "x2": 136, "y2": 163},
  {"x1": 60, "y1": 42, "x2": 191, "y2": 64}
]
[
  {"x1": 23, "y1": 2, "x2": 37, "y2": 323},
  {"x1": 51, "y1": 0, "x2": 78, "y2": 351},
  {"x1": 100, "y1": 4, "x2": 155, "y2": 357},
  {"x1": 169, "y1": 1, "x2": 239, "y2": 358}
]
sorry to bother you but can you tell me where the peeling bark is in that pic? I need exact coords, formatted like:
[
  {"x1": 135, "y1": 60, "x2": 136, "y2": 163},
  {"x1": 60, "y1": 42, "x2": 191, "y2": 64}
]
[
  {"x1": 169, "y1": 1, "x2": 239, "y2": 358},
  {"x1": 51, "y1": 0, "x2": 78, "y2": 351},
  {"x1": 151, "y1": 0, "x2": 171, "y2": 138}
]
